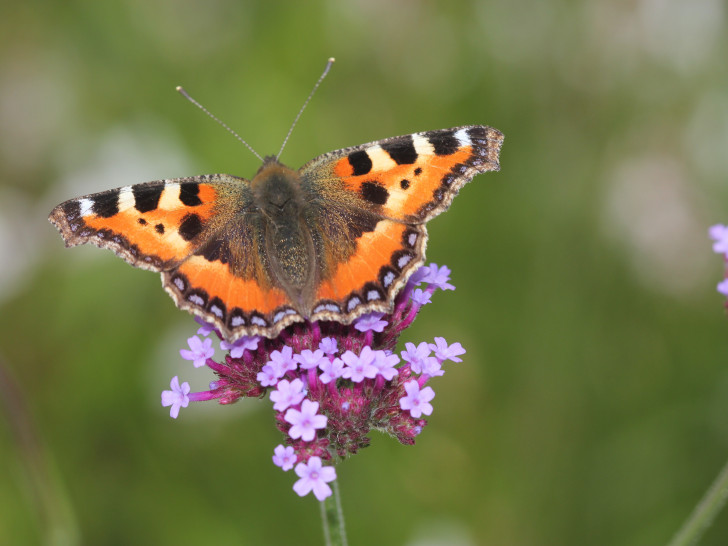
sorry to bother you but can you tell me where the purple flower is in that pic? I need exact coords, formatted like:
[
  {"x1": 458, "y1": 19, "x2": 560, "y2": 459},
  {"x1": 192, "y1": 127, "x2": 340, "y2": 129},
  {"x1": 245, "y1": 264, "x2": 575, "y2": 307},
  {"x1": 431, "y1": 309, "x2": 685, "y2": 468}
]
[
  {"x1": 421, "y1": 263, "x2": 455, "y2": 291},
  {"x1": 257, "y1": 364, "x2": 282, "y2": 387},
  {"x1": 709, "y1": 224, "x2": 728, "y2": 254},
  {"x1": 294, "y1": 349, "x2": 326, "y2": 370},
  {"x1": 407, "y1": 265, "x2": 430, "y2": 287},
  {"x1": 268, "y1": 346, "x2": 298, "y2": 374},
  {"x1": 180, "y1": 335, "x2": 214, "y2": 368},
  {"x1": 272, "y1": 444, "x2": 297, "y2": 471},
  {"x1": 718, "y1": 279, "x2": 728, "y2": 296},
  {"x1": 430, "y1": 337, "x2": 466, "y2": 363},
  {"x1": 270, "y1": 379, "x2": 306, "y2": 412},
  {"x1": 401, "y1": 341, "x2": 431, "y2": 362},
  {"x1": 341, "y1": 347, "x2": 378, "y2": 382},
  {"x1": 292, "y1": 456, "x2": 337, "y2": 501},
  {"x1": 195, "y1": 316, "x2": 215, "y2": 337},
  {"x1": 285, "y1": 399, "x2": 327, "y2": 441},
  {"x1": 372, "y1": 350, "x2": 399, "y2": 380},
  {"x1": 161, "y1": 376, "x2": 190, "y2": 418},
  {"x1": 354, "y1": 312, "x2": 388, "y2": 332},
  {"x1": 399, "y1": 380, "x2": 435, "y2": 418},
  {"x1": 319, "y1": 337, "x2": 338, "y2": 355},
  {"x1": 220, "y1": 336, "x2": 260, "y2": 358},
  {"x1": 401, "y1": 341, "x2": 436, "y2": 374},
  {"x1": 410, "y1": 288, "x2": 432, "y2": 306},
  {"x1": 422, "y1": 358, "x2": 444, "y2": 377},
  {"x1": 319, "y1": 357, "x2": 345, "y2": 384}
]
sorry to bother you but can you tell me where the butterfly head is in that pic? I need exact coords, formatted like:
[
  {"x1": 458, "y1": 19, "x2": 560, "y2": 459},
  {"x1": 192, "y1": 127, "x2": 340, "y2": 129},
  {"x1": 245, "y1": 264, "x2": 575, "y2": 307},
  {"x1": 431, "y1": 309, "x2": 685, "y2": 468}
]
[{"x1": 252, "y1": 158, "x2": 302, "y2": 214}]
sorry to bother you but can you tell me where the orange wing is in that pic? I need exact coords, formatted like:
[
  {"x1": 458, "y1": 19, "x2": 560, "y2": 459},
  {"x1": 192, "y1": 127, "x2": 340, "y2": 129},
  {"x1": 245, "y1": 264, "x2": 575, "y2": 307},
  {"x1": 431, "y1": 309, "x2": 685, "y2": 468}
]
[
  {"x1": 300, "y1": 126, "x2": 503, "y2": 224},
  {"x1": 49, "y1": 174, "x2": 306, "y2": 339},
  {"x1": 49, "y1": 174, "x2": 240, "y2": 271},
  {"x1": 298, "y1": 126, "x2": 503, "y2": 323}
]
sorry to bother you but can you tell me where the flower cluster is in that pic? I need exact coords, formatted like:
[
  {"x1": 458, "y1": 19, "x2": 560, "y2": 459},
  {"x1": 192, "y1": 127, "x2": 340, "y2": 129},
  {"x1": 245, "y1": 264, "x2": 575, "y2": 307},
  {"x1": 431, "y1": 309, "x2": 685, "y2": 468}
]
[
  {"x1": 161, "y1": 263, "x2": 465, "y2": 501},
  {"x1": 710, "y1": 224, "x2": 728, "y2": 297}
]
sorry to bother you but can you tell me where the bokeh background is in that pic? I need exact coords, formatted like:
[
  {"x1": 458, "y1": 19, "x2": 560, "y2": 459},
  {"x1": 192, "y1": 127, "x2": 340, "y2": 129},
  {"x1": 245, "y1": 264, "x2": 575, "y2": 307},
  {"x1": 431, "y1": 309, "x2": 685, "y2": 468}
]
[{"x1": 1, "y1": 0, "x2": 728, "y2": 544}]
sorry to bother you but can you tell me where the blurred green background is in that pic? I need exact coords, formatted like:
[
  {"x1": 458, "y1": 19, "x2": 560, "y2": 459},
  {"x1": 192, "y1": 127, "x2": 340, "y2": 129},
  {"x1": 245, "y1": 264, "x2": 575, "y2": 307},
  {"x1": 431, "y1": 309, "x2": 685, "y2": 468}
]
[{"x1": 1, "y1": 0, "x2": 728, "y2": 544}]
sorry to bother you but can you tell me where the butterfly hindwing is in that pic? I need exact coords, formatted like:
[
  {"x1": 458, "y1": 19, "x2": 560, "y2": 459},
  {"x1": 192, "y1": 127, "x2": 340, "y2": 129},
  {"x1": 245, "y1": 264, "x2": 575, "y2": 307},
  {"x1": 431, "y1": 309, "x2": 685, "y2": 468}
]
[
  {"x1": 307, "y1": 217, "x2": 426, "y2": 323},
  {"x1": 162, "y1": 207, "x2": 310, "y2": 339},
  {"x1": 162, "y1": 254, "x2": 302, "y2": 339}
]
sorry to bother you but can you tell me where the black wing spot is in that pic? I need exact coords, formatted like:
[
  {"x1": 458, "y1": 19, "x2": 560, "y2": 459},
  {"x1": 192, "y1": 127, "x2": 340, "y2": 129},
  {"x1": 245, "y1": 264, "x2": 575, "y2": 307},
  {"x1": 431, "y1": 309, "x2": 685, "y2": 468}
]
[
  {"x1": 64, "y1": 201, "x2": 81, "y2": 221},
  {"x1": 179, "y1": 182, "x2": 202, "y2": 206},
  {"x1": 361, "y1": 181, "x2": 389, "y2": 205},
  {"x1": 400, "y1": 179, "x2": 410, "y2": 190},
  {"x1": 346, "y1": 212, "x2": 379, "y2": 239},
  {"x1": 381, "y1": 135, "x2": 418, "y2": 165},
  {"x1": 197, "y1": 237, "x2": 231, "y2": 264},
  {"x1": 155, "y1": 223, "x2": 165, "y2": 234},
  {"x1": 179, "y1": 213, "x2": 203, "y2": 241},
  {"x1": 133, "y1": 185, "x2": 163, "y2": 213},
  {"x1": 348, "y1": 150, "x2": 373, "y2": 176},
  {"x1": 138, "y1": 218, "x2": 148, "y2": 225},
  {"x1": 91, "y1": 190, "x2": 120, "y2": 218},
  {"x1": 414, "y1": 167, "x2": 422, "y2": 176},
  {"x1": 468, "y1": 126, "x2": 487, "y2": 139},
  {"x1": 426, "y1": 130, "x2": 459, "y2": 155}
]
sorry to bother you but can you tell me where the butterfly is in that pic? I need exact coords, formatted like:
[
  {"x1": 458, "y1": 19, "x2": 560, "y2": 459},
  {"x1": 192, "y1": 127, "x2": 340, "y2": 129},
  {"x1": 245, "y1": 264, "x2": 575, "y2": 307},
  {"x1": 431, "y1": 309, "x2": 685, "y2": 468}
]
[{"x1": 48, "y1": 65, "x2": 503, "y2": 341}]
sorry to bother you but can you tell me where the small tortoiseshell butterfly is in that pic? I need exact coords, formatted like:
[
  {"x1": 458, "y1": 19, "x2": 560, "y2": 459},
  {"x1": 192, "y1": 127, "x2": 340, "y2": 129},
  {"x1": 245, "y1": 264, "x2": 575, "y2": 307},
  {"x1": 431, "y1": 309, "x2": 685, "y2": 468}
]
[{"x1": 49, "y1": 60, "x2": 504, "y2": 340}]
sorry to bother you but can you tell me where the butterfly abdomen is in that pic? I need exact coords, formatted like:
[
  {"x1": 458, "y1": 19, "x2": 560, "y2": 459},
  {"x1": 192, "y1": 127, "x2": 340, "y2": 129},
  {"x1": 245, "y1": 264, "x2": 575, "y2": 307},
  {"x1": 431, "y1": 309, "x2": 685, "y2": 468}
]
[{"x1": 253, "y1": 160, "x2": 317, "y2": 315}]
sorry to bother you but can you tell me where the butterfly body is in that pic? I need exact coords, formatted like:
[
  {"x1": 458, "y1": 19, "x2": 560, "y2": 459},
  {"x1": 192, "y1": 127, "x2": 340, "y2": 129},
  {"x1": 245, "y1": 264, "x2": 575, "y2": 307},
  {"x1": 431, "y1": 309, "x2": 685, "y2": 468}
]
[
  {"x1": 50, "y1": 125, "x2": 504, "y2": 340},
  {"x1": 250, "y1": 158, "x2": 321, "y2": 313}
]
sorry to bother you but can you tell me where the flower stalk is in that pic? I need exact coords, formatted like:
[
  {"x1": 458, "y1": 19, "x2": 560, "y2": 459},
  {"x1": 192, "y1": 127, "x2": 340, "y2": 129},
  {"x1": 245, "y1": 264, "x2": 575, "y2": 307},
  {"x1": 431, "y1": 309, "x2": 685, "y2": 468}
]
[
  {"x1": 667, "y1": 457, "x2": 728, "y2": 546},
  {"x1": 320, "y1": 480, "x2": 347, "y2": 546}
]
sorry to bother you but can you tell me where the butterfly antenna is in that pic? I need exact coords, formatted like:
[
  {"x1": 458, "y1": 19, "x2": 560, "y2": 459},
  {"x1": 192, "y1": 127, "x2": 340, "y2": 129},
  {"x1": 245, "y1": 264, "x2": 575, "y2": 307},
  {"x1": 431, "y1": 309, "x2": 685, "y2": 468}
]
[
  {"x1": 276, "y1": 57, "x2": 335, "y2": 160},
  {"x1": 176, "y1": 86, "x2": 263, "y2": 162}
]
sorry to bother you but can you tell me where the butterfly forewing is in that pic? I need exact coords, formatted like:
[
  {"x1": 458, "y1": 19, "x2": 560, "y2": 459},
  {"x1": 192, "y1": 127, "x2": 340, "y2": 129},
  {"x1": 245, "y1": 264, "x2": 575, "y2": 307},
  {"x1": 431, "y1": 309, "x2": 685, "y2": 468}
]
[
  {"x1": 299, "y1": 125, "x2": 503, "y2": 224},
  {"x1": 49, "y1": 175, "x2": 244, "y2": 271}
]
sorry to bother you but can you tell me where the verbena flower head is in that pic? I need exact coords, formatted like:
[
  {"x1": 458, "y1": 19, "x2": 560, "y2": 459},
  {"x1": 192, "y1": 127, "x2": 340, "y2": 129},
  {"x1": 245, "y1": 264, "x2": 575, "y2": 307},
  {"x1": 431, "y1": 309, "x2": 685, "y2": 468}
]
[{"x1": 161, "y1": 263, "x2": 466, "y2": 501}]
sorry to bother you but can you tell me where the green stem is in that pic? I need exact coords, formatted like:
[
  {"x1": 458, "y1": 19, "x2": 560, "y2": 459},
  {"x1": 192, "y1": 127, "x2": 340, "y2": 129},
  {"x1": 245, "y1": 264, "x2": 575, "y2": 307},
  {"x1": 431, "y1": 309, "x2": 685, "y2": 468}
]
[
  {"x1": 320, "y1": 480, "x2": 348, "y2": 546},
  {"x1": 667, "y1": 457, "x2": 728, "y2": 546}
]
